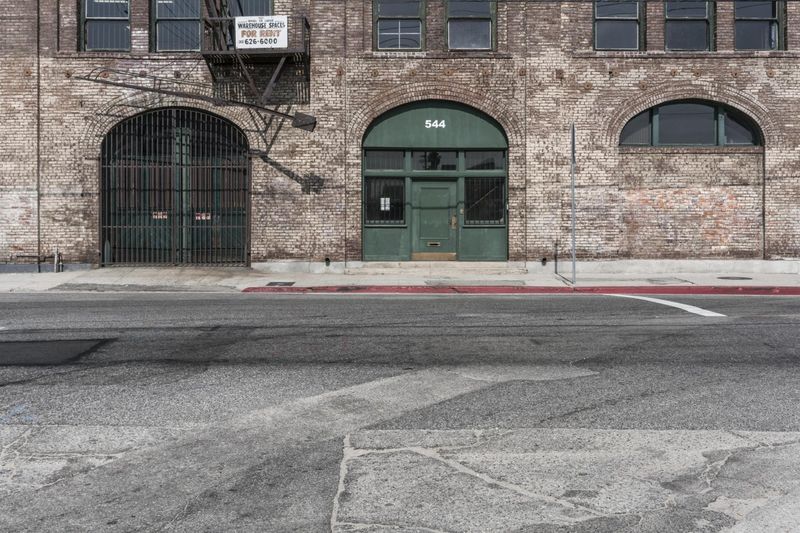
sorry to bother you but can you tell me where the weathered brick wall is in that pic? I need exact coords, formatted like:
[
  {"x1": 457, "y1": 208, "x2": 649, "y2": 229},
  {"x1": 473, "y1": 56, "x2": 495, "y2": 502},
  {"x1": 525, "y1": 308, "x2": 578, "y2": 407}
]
[
  {"x1": 0, "y1": 1, "x2": 39, "y2": 262},
  {"x1": 2, "y1": 0, "x2": 799, "y2": 265}
]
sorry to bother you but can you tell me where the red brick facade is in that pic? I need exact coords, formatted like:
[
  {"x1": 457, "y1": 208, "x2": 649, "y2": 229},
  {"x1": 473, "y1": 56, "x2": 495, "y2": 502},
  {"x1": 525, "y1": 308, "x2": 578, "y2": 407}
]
[{"x1": 1, "y1": 1, "x2": 799, "y2": 265}]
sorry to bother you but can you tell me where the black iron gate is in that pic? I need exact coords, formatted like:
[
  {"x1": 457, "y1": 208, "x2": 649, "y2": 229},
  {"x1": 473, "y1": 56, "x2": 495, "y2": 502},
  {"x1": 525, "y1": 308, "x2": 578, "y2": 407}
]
[{"x1": 100, "y1": 108, "x2": 250, "y2": 266}]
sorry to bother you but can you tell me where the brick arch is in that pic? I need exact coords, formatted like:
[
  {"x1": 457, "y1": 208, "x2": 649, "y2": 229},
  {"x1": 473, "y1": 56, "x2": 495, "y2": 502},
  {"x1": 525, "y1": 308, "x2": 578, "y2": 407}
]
[
  {"x1": 348, "y1": 82, "x2": 523, "y2": 148},
  {"x1": 604, "y1": 82, "x2": 778, "y2": 147},
  {"x1": 82, "y1": 93, "x2": 264, "y2": 157}
]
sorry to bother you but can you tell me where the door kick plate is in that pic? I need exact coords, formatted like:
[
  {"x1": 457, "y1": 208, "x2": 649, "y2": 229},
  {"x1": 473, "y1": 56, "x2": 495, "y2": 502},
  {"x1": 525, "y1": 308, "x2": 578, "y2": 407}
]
[{"x1": 411, "y1": 252, "x2": 457, "y2": 261}]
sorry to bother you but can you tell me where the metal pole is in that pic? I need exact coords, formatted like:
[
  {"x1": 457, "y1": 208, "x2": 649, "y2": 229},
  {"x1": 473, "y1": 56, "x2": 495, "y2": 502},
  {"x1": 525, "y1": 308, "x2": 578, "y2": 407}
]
[{"x1": 571, "y1": 123, "x2": 576, "y2": 285}]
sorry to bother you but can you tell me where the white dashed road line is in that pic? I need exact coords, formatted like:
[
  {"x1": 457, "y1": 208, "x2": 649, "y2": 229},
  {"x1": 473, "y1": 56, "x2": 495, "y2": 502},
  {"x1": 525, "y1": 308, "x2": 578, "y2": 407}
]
[{"x1": 606, "y1": 294, "x2": 727, "y2": 317}]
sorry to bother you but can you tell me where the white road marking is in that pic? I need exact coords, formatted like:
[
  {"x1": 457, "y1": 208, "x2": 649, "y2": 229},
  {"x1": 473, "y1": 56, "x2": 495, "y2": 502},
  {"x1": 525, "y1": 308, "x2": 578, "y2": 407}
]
[{"x1": 606, "y1": 294, "x2": 726, "y2": 317}]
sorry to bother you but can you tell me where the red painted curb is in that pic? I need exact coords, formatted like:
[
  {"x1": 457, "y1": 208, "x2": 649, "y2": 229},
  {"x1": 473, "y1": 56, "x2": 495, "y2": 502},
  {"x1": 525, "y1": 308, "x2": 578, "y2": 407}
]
[{"x1": 242, "y1": 285, "x2": 800, "y2": 295}]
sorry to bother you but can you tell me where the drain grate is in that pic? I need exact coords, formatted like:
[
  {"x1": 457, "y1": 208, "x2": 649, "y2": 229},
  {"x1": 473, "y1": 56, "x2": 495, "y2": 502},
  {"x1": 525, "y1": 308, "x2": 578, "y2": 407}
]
[
  {"x1": 0, "y1": 339, "x2": 110, "y2": 366},
  {"x1": 267, "y1": 281, "x2": 295, "y2": 287},
  {"x1": 717, "y1": 276, "x2": 753, "y2": 281}
]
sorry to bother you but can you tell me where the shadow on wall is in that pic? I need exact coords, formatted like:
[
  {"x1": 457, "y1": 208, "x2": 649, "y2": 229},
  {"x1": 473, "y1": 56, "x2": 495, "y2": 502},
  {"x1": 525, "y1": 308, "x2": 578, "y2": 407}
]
[{"x1": 248, "y1": 107, "x2": 325, "y2": 194}]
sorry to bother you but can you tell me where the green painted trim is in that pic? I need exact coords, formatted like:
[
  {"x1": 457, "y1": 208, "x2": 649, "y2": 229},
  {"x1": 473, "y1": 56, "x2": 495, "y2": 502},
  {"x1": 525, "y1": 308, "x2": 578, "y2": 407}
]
[{"x1": 363, "y1": 101, "x2": 508, "y2": 149}]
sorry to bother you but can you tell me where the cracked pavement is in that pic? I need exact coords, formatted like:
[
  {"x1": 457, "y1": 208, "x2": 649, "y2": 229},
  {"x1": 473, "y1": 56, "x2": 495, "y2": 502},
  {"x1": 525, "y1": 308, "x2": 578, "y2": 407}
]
[{"x1": 1, "y1": 293, "x2": 800, "y2": 531}]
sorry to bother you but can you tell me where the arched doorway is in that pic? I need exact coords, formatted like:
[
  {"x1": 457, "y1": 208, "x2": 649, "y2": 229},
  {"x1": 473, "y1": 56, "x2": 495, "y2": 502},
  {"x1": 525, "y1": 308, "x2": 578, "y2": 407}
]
[
  {"x1": 362, "y1": 101, "x2": 508, "y2": 261},
  {"x1": 100, "y1": 108, "x2": 250, "y2": 265}
]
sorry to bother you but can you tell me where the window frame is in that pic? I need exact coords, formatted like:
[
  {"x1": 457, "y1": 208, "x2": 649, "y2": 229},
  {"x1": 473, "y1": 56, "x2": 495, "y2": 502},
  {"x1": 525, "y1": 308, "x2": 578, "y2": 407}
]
[
  {"x1": 151, "y1": 0, "x2": 203, "y2": 52},
  {"x1": 226, "y1": 0, "x2": 273, "y2": 17},
  {"x1": 664, "y1": 1, "x2": 715, "y2": 51},
  {"x1": 446, "y1": 0, "x2": 496, "y2": 51},
  {"x1": 619, "y1": 101, "x2": 763, "y2": 147},
  {"x1": 81, "y1": 0, "x2": 131, "y2": 52},
  {"x1": 734, "y1": 0, "x2": 786, "y2": 51},
  {"x1": 594, "y1": 0, "x2": 645, "y2": 51},
  {"x1": 373, "y1": 0, "x2": 425, "y2": 51}
]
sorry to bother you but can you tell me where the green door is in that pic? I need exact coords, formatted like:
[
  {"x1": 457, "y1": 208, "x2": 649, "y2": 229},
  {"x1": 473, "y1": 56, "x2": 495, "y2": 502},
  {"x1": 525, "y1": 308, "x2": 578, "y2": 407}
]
[{"x1": 412, "y1": 181, "x2": 457, "y2": 260}]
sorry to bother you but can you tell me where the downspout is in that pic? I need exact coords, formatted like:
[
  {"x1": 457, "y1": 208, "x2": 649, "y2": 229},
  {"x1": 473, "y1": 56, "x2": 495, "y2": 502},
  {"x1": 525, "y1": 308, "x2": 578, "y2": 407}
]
[
  {"x1": 36, "y1": 0, "x2": 42, "y2": 272},
  {"x1": 762, "y1": 144, "x2": 767, "y2": 260}
]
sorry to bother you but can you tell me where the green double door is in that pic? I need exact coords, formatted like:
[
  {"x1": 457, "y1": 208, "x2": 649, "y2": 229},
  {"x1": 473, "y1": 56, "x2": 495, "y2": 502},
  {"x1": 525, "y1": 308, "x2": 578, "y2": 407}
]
[{"x1": 411, "y1": 181, "x2": 458, "y2": 260}]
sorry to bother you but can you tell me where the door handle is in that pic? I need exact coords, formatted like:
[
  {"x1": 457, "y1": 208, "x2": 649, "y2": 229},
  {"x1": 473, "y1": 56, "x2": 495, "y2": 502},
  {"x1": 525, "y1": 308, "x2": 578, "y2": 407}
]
[{"x1": 450, "y1": 215, "x2": 457, "y2": 229}]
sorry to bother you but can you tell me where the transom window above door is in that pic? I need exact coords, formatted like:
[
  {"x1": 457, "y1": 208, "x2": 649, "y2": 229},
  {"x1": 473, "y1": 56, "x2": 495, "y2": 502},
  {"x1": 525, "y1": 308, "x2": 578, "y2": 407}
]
[{"x1": 374, "y1": 0, "x2": 424, "y2": 50}]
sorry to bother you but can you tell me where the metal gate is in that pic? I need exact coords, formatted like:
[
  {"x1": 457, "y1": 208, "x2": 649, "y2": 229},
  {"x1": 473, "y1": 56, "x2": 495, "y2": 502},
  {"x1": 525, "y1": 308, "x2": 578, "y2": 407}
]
[{"x1": 100, "y1": 108, "x2": 250, "y2": 266}]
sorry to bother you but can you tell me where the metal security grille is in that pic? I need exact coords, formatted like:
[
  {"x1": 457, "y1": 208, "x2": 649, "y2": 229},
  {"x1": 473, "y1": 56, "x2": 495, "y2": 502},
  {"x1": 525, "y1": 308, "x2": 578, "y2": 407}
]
[
  {"x1": 100, "y1": 108, "x2": 250, "y2": 266},
  {"x1": 364, "y1": 178, "x2": 405, "y2": 225},
  {"x1": 465, "y1": 177, "x2": 505, "y2": 225}
]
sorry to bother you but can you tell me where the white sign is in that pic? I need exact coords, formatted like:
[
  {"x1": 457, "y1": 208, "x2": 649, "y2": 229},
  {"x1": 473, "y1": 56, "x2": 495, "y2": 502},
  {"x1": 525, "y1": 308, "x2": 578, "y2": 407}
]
[
  {"x1": 380, "y1": 198, "x2": 391, "y2": 212},
  {"x1": 235, "y1": 16, "x2": 288, "y2": 49}
]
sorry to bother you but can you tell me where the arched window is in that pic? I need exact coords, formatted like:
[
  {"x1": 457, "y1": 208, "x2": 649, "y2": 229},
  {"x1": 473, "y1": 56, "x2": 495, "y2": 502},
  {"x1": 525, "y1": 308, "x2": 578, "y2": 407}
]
[{"x1": 620, "y1": 100, "x2": 762, "y2": 146}]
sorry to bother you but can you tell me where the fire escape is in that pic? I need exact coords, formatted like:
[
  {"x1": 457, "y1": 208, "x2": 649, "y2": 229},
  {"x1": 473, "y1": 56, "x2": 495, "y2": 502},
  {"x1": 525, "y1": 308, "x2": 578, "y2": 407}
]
[{"x1": 80, "y1": 1, "x2": 315, "y2": 131}]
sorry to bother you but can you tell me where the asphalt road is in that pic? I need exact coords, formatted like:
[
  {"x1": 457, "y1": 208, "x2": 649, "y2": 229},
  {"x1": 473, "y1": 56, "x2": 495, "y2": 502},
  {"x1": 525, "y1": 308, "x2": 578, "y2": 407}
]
[{"x1": 0, "y1": 293, "x2": 799, "y2": 532}]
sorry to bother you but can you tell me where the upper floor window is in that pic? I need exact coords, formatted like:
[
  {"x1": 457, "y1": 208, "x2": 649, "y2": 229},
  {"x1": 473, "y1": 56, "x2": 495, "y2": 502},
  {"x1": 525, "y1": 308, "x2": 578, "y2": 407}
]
[
  {"x1": 448, "y1": 0, "x2": 495, "y2": 50},
  {"x1": 82, "y1": 0, "x2": 130, "y2": 51},
  {"x1": 374, "y1": 0, "x2": 423, "y2": 50},
  {"x1": 594, "y1": 0, "x2": 643, "y2": 51},
  {"x1": 665, "y1": 1, "x2": 714, "y2": 51},
  {"x1": 735, "y1": 1, "x2": 785, "y2": 50},
  {"x1": 227, "y1": 0, "x2": 272, "y2": 16},
  {"x1": 154, "y1": 0, "x2": 201, "y2": 51},
  {"x1": 620, "y1": 101, "x2": 762, "y2": 146}
]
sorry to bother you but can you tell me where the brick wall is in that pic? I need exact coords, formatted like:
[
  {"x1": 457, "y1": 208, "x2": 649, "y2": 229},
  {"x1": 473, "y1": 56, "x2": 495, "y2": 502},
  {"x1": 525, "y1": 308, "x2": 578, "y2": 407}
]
[{"x1": 1, "y1": 0, "x2": 798, "y2": 265}]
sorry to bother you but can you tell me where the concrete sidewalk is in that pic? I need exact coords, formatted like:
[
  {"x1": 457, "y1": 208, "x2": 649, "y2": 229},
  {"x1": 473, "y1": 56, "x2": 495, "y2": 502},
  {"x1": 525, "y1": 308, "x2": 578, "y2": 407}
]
[{"x1": 0, "y1": 260, "x2": 798, "y2": 294}]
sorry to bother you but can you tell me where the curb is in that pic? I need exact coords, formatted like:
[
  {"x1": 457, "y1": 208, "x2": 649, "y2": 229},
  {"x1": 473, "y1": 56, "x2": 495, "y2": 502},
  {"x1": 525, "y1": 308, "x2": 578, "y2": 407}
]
[{"x1": 241, "y1": 285, "x2": 800, "y2": 295}]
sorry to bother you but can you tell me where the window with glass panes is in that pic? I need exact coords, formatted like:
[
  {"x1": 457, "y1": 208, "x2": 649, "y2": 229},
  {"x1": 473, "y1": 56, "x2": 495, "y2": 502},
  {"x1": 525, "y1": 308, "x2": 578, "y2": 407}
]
[
  {"x1": 665, "y1": 1, "x2": 713, "y2": 51},
  {"x1": 153, "y1": 0, "x2": 201, "y2": 51},
  {"x1": 735, "y1": 1, "x2": 785, "y2": 50},
  {"x1": 447, "y1": 0, "x2": 495, "y2": 50},
  {"x1": 82, "y1": 0, "x2": 130, "y2": 51},
  {"x1": 374, "y1": 0, "x2": 424, "y2": 50},
  {"x1": 619, "y1": 101, "x2": 762, "y2": 146},
  {"x1": 594, "y1": 0, "x2": 643, "y2": 51},
  {"x1": 227, "y1": 0, "x2": 272, "y2": 16}
]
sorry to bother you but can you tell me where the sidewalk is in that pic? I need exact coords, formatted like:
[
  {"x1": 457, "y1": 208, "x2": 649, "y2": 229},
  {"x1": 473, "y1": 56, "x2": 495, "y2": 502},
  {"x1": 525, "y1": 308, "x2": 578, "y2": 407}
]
[{"x1": 0, "y1": 261, "x2": 798, "y2": 295}]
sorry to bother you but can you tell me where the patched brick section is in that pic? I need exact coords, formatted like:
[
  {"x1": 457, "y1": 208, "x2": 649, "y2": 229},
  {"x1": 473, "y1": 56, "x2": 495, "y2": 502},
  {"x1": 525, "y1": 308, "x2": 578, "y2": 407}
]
[{"x1": 2, "y1": 0, "x2": 800, "y2": 266}]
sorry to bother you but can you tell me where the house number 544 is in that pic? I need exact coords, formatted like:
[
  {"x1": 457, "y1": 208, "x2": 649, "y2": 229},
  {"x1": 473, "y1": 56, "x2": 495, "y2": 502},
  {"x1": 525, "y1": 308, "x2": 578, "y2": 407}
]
[{"x1": 424, "y1": 120, "x2": 446, "y2": 129}]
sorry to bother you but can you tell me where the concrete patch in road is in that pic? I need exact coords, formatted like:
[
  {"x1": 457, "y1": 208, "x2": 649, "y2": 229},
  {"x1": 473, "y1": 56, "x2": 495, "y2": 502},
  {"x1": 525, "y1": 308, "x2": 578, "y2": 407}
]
[
  {"x1": 333, "y1": 429, "x2": 800, "y2": 532},
  {"x1": 0, "y1": 365, "x2": 593, "y2": 531},
  {"x1": 0, "y1": 425, "x2": 186, "y2": 495}
]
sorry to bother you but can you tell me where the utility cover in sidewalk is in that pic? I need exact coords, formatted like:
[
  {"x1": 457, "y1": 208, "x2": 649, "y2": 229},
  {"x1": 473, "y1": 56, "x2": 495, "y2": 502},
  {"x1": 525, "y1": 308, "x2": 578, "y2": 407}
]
[{"x1": 0, "y1": 340, "x2": 110, "y2": 365}]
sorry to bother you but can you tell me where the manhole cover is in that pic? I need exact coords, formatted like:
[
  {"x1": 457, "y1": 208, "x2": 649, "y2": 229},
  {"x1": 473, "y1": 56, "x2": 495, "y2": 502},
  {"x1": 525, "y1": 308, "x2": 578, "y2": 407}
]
[
  {"x1": 267, "y1": 281, "x2": 295, "y2": 287},
  {"x1": 717, "y1": 276, "x2": 753, "y2": 281},
  {"x1": 0, "y1": 339, "x2": 110, "y2": 366}
]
